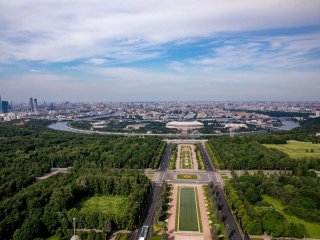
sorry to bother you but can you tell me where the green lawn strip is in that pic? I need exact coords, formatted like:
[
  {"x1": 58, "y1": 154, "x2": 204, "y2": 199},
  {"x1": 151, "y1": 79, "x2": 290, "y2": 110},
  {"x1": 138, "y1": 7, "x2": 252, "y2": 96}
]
[
  {"x1": 175, "y1": 186, "x2": 180, "y2": 231},
  {"x1": 150, "y1": 235, "x2": 162, "y2": 240},
  {"x1": 195, "y1": 146, "x2": 205, "y2": 170},
  {"x1": 178, "y1": 187, "x2": 199, "y2": 232},
  {"x1": 177, "y1": 174, "x2": 198, "y2": 180},
  {"x1": 145, "y1": 173, "x2": 154, "y2": 180},
  {"x1": 264, "y1": 142, "x2": 320, "y2": 159},
  {"x1": 46, "y1": 236, "x2": 61, "y2": 240},
  {"x1": 168, "y1": 144, "x2": 177, "y2": 170},
  {"x1": 115, "y1": 233, "x2": 129, "y2": 240},
  {"x1": 205, "y1": 142, "x2": 221, "y2": 168},
  {"x1": 78, "y1": 195, "x2": 127, "y2": 218},
  {"x1": 262, "y1": 195, "x2": 320, "y2": 238},
  {"x1": 195, "y1": 187, "x2": 203, "y2": 233}
]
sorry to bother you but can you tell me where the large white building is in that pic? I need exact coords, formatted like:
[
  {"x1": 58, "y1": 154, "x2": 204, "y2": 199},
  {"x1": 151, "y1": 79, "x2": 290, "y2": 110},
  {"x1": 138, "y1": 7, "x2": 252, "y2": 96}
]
[{"x1": 166, "y1": 121, "x2": 204, "y2": 130}]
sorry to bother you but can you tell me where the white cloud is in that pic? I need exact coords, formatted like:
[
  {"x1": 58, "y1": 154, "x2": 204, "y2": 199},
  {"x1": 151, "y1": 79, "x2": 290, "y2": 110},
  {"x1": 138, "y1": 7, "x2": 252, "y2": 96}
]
[
  {"x1": 86, "y1": 58, "x2": 106, "y2": 65},
  {"x1": 0, "y1": 0, "x2": 319, "y2": 63},
  {"x1": 188, "y1": 32, "x2": 320, "y2": 70}
]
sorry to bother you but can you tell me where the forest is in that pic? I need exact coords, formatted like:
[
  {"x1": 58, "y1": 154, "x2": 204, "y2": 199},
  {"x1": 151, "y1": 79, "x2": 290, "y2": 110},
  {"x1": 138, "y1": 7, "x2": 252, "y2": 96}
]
[
  {"x1": 0, "y1": 120, "x2": 165, "y2": 239},
  {"x1": 224, "y1": 173, "x2": 320, "y2": 238},
  {"x1": 0, "y1": 169, "x2": 150, "y2": 240},
  {"x1": 0, "y1": 120, "x2": 164, "y2": 201},
  {"x1": 207, "y1": 118, "x2": 320, "y2": 172}
]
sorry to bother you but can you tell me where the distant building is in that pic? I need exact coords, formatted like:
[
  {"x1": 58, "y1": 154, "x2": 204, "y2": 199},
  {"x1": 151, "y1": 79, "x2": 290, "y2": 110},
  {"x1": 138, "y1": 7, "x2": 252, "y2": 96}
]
[
  {"x1": 1, "y1": 101, "x2": 10, "y2": 113},
  {"x1": 0, "y1": 95, "x2": 2, "y2": 113},
  {"x1": 34, "y1": 98, "x2": 38, "y2": 112},
  {"x1": 316, "y1": 109, "x2": 320, "y2": 118},
  {"x1": 224, "y1": 123, "x2": 247, "y2": 129},
  {"x1": 166, "y1": 121, "x2": 204, "y2": 130},
  {"x1": 29, "y1": 97, "x2": 34, "y2": 112}
]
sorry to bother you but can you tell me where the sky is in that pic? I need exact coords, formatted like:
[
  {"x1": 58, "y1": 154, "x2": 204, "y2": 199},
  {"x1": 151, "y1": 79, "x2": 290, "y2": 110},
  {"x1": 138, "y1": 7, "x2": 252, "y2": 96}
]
[{"x1": 0, "y1": 0, "x2": 320, "y2": 102}]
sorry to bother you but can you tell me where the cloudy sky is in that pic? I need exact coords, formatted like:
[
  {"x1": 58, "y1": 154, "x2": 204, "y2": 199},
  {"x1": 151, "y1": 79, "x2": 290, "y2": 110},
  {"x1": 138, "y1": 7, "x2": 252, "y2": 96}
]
[{"x1": 1, "y1": 0, "x2": 320, "y2": 102}]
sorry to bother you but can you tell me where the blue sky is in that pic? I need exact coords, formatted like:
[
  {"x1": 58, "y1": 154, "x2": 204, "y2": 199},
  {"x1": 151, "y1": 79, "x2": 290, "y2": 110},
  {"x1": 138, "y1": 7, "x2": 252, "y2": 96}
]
[{"x1": 0, "y1": 0, "x2": 320, "y2": 102}]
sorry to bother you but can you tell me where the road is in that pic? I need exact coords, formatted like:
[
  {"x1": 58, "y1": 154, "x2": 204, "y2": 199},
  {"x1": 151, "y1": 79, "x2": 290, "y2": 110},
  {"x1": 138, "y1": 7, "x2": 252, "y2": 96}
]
[
  {"x1": 48, "y1": 121, "x2": 267, "y2": 137},
  {"x1": 159, "y1": 143, "x2": 172, "y2": 171},
  {"x1": 198, "y1": 143, "x2": 245, "y2": 240},
  {"x1": 197, "y1": 143, "x2": 214, "y2": 171},
  {"x1": 129, "y1": 143, "x2": 173, "y2": 240}
]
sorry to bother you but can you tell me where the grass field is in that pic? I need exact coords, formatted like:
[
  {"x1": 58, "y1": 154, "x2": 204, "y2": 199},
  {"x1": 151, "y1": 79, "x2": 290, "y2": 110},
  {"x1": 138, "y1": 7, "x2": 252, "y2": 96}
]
[
  {"x1": 264, "y1": 142, "x2": 320, "y2": 159},
  {"x1": 263, "y1": 195, "x2": 320, "y2": 238},
  {"x1": 177, "y1": 174, "x2": 198, "y2": 180},
  {"x1": 78, "y1": 195, "x2": 127, "y2": 217},
  {"x1": 180, "y1": 146, "x2": 193, "y2": 169},
  {"x1": 178, "y1": 187, "x2": 201, "y2": 232}
]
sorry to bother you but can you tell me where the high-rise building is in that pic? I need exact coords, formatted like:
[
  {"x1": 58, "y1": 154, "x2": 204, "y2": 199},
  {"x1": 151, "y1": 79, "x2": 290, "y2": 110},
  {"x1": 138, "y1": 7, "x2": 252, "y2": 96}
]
[
  {"x1": 0, "y1": 95, "x2": 2, "y2": 113},
  {"x1": 34, "y1": 98, "x2": 38, "y2": 112},
  {"x1": 29, "y1": 97, "x2": 34, "y2": 112},
  {"x1": 1, "y1": 101, "x2": 10, "y2": 113}
]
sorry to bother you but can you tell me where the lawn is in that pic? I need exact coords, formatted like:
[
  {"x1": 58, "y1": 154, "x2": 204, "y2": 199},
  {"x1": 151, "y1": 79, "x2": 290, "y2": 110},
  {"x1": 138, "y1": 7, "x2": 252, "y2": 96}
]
[
  {"x1": 46, "y1": 236, "x2": 61, "y2": 240},
  {"x1": 115, "y1": 233, "x2": 129, "y2": 240},
  {"x1": 177, "y1": 174, "x2": 198, "y2": 180},
  {"x1": 264, "y1": 142, "x2": 320, "y2": 159},
  {"x1": 263, "y1": 195, "x2": 320, "y2": 238},
  {"x1": 145, "y1": 173, "x2": 154, "y2": 180},
  {"x1": 178, "y1": 187, "x2": 201, "y2": 232},
  {"x1": 150, "y1": 235, "x2": 162, "y2": 240},
  {"x1": 78, "y1": 195, "x2": 127, "y2": 218}
]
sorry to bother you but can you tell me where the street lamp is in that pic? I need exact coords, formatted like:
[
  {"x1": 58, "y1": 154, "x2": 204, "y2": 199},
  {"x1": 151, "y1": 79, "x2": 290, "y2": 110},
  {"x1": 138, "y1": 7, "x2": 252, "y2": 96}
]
[
  {"x1": 73, "y1": 217, "x2": 76, "y2": 236},
  {"x1": 70, "y1": 217, "x2": 81, "y2": 240}
]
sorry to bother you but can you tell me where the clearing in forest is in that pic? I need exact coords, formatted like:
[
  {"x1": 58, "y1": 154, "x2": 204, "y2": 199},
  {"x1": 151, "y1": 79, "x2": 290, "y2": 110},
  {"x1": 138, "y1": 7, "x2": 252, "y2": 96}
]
[
  {"x1": 78, "y1": 195, "x2": 127, "y2": 218},
  {"x1": 263, "y1": 195, "x2": 320, "y2": 238},
  {"x1": 264, "y1": 141, "x2": 320, "y2": 159}
]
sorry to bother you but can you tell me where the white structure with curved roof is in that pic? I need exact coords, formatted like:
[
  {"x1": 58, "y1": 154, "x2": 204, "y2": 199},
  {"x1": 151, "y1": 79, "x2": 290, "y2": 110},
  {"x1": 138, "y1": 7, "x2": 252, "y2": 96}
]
[{"x1": 166, "y1": 121, "x2": 204, "y2": 130}]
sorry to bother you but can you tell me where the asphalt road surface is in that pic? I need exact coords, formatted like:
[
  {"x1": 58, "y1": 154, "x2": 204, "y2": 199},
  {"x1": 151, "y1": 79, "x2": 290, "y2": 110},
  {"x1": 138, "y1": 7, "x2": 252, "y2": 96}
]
[
  {"x1": 159, "y1": 143, "x2": 172, "y2": 171},
  {"x1": 215, "y1": 186, "x2": 244, "y2": 240},
  {"x1": 197, "y1": 143, "x2": 214, "y2": 171}
]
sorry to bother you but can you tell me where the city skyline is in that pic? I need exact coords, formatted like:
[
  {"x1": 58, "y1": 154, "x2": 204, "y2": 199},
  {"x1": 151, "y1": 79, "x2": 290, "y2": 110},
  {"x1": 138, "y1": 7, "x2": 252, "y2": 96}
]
[{"x1": 1, "y1": 0, "x2": 320, "y2": 102}]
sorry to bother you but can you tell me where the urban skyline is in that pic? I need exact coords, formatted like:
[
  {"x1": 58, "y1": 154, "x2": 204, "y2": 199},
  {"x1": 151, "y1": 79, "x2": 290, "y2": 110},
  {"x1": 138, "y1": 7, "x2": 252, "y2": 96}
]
[{"x1": 1, "y1": 0, "x2": 320, "y2": 102}]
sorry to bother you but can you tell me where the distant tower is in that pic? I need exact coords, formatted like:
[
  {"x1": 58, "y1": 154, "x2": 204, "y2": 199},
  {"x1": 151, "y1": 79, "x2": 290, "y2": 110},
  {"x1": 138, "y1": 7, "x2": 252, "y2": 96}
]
[
  {"x1": 34, "y1": 98, "x2": 38, "y2": 112},
  {"x1": 0, "y1": 95, "x2": 2, "y2": 113},
  {"x1": 29, "y1": 97, "x2": 34, "y2": 112},
  {"x1": 9, "y1": 101, "x2": 13, "y2": 112}
]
